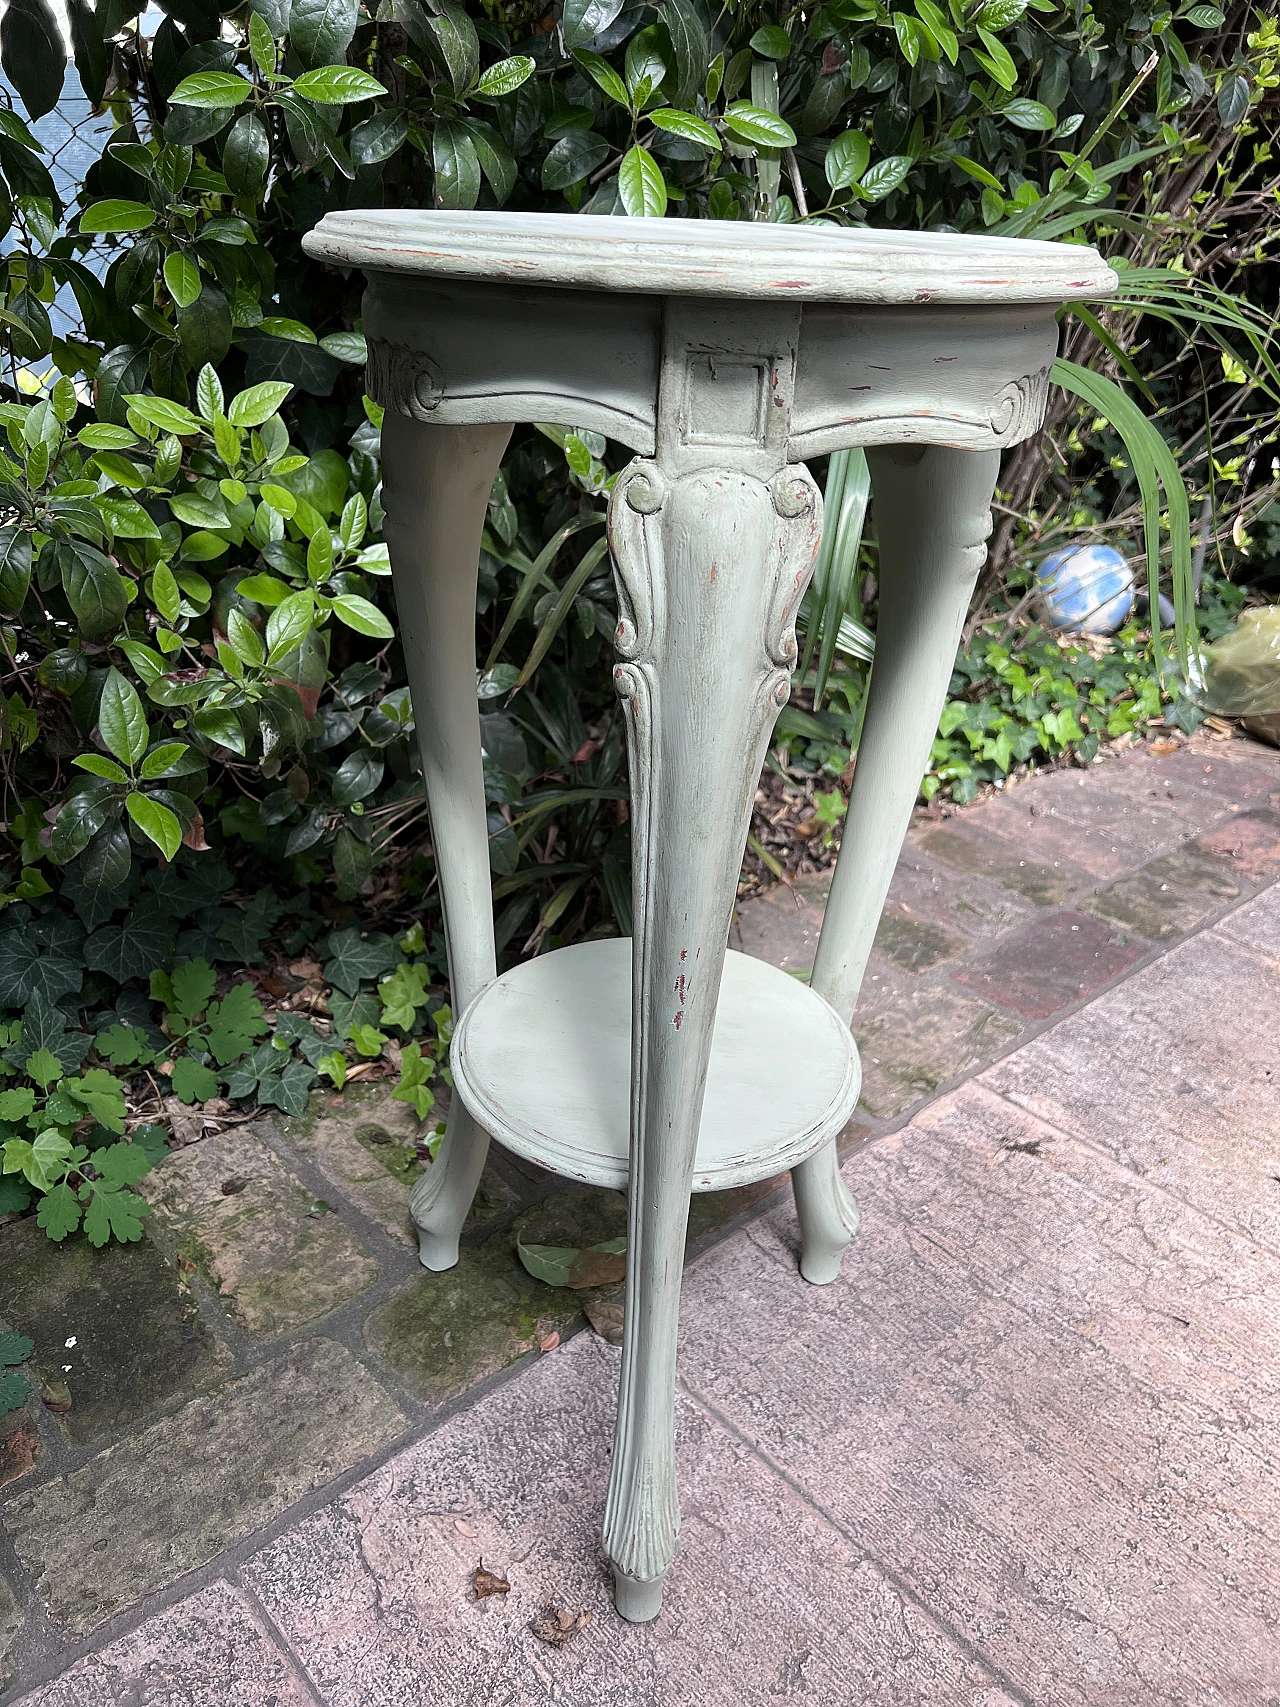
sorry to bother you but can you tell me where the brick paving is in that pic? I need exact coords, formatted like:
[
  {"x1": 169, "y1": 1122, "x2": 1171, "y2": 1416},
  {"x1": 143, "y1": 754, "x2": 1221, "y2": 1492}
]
[{"x1": 0, "y1": 730, "x2": 1277, "y2": 1704}]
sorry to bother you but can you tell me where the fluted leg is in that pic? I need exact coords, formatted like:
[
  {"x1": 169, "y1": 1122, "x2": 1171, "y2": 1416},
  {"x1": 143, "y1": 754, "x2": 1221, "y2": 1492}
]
[
  {"x1": 793, "y1": 444, "x2": 1000, "y2": 1284},
  {"x1": 603, "y1": 451, "x2": 822, "y2": 1620},
  {"x1": 380, "y1": 414, "x2": 513, "y2": 1272}
]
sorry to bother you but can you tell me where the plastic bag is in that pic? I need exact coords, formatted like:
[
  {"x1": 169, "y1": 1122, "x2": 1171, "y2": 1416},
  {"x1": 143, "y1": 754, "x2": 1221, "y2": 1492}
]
[{"x1": 1195, "y1": 607, "x2": 1280, "y2": 717}]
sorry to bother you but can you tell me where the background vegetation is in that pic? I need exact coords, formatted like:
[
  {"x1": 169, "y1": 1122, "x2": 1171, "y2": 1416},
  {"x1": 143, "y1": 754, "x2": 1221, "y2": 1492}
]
[{"x1": 0, "y1": 0, "x2": 1274, "y2": 1248}]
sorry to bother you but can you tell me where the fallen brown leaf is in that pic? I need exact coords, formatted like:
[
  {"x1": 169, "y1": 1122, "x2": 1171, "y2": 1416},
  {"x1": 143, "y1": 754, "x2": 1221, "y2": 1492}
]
[
  {"x1": 473, "y1": 1561, "x2": 510, "y2": 1600},
  {"x1": 529, "y1": 1603, "x2": 592, "y2": 1648},
  {"x1": 289, "y1": 958, "x2": 323, "y2": 981},
  {"x1": 1149, "y1": 738, "x2": 1181, "y2": 756},
  {"x1": 584, "y1": 1299, "x2": 624, "y2": 1347},
  {"x1": 40, "y1": 1379, "x2": 71, "y2": 1414},
  {"x1": 538, "y1": 1331, "x2": 560, "y2": 1353},
  {"x1": 567, "y1": 1249, "x2": 626, "y2": 1288}
]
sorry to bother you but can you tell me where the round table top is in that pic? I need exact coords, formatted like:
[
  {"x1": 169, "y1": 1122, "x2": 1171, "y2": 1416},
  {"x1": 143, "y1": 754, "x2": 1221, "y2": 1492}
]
[{"x1": 305, "y1": 208, "x2": 1115, "y2": 306}]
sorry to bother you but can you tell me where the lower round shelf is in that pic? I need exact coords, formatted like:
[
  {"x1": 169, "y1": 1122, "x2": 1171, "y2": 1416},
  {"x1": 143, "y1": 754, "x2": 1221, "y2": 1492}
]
[{"x1": 451, "y1": 938, "x2": 861, "y2": 1192}]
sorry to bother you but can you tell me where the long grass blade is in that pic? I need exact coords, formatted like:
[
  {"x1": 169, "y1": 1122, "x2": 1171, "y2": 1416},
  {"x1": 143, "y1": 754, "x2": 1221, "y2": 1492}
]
[
  {"x1": 1053, "y1": 356, "x2": 1194, "y2": 679},
  {"x1": 483, "y1": 513, "x2": 605, "y2": 671}
]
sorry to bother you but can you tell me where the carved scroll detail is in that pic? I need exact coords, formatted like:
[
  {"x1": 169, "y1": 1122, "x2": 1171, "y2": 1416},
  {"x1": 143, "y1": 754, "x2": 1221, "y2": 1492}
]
[
  {"x1": 365, "y1": 338, "x2": 445, "y2": 422},
  {"x1": 990, "y1": 366, "x2": 1051, "y2": 441}
]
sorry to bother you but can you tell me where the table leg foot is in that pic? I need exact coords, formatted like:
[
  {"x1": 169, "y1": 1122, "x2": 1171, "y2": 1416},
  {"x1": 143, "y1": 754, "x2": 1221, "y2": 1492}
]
[
  {"x1": 613, "y1": 1568, "x2": 667, "y2": 1624},
  {"x1": 792, "y1": 1138, "x2": 861, "y2": 1285},
  {"x1": 407, "y1": 1101, "x2": 490, "y2": 1272}
]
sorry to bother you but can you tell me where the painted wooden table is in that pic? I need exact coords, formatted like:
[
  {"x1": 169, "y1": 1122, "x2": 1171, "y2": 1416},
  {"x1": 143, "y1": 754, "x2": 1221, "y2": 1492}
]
[{"x1": 303, "y1": 209, "x2": 1115, "y2": 1621}]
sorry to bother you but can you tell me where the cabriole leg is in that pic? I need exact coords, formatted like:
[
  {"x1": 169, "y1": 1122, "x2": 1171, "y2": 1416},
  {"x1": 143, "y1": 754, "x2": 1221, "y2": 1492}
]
[
  {"x1": 380, "y1": 414, "x2": 513, "y2": 1272},
  {"x1": 792, "y1": 444, "x2": 1000, "y2": 1285},
  {"x1": 603, "y1": 448, "x2": 822, "y2": 1621}
]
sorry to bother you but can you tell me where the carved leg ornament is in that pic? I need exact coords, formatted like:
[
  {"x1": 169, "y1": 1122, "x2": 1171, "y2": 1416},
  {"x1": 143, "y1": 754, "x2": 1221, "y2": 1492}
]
[
  {"x1": 603, "y1": 303, "x2": 821, "y2": 1621},
  {"x1": 793, "y1": 443, "x2": 1000, "y2": 1284}
]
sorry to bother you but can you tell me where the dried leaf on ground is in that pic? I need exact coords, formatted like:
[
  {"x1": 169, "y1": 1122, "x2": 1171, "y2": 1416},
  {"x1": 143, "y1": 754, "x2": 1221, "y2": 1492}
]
[
  {"x1": 473, "y1": 1561, "x2": 510, "y2": 1599},
  {"x1": 529, "y1": 1603, "x2": 593, "y2": 1647},
  {"x1": 567, "y1": 1247, "x2": 626, "y2": 1288},
  {"x1": 585, "y1": 1298, "x2": 624, "y2": 1346},
  {"x1": 538, "y1": 1331, "x2": 560, "y2": 1353}
]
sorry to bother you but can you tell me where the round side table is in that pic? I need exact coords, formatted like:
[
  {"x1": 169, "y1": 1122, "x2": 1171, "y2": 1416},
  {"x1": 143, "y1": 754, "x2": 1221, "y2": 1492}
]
[{"x1": 303, "y1": 209, "x2": 1115, "y2": 1621}]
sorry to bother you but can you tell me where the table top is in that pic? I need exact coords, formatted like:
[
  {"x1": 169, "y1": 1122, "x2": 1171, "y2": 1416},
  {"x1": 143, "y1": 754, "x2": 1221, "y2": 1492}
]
[{"x1": 305, "y1": 208, "x2": 1115, "y2": 307}]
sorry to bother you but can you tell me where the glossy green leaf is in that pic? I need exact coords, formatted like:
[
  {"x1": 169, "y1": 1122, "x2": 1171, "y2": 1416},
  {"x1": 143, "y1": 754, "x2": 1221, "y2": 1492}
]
[
  {"x1": 475, "y1": 54, "x2": 535, "y2": 97},
  {"x1": 169, "y1": 72, "x2": 254, "y2": 108},
  {"x1": 618, "y1": 143, "x2": 667, "y2": 217},
  {"x1": 649, "y1": 108, "x2": 719, "y2": 149},
  {"x1": 749, "y1": 25, "x2": 791, "y2": 58},
  {"x1": 574, "y1": 48, "x2": 629, "y2": 106},
  {"x1": 330, "y1": 593, "x2": 394, "y2": 638},
  {"x1": 859, "y1": 153, "x2": 913, "y2": 200},
  {"x1": 722, "y1": 102, "x2": 796, "y2": 147},
  {"x1": 291, "y1": 66, "x2": 386, "y2": 104},
  {"x1": 99, "y1": 667, "x2": 149, "y2": 766},
  {"x1": 125, "y1": 791, "x2": 181, "y2": 859},
  {"x1": 825, "y1": 128, "x2": 871, "y2": 188},
  {"x1": 162, "y1": 251, "x2": 201, "y2": 309},
  {"x1": 227, "y1": 381, "x2": 292, "y2": 426},
  {"x1": 79, "y1": 199, "x2": 156, "y2": 234}
]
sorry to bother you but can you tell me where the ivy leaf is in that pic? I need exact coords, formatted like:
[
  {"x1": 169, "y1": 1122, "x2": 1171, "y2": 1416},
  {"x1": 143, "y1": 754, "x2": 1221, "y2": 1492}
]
[
  {"x1": 35, "y1": 1181, "x2": 81, "y2": 1240},
  {"x1": 6, "y1": 1127, "x2": 72, "y2": 1191},
  {"x1": 618, "y1": 144, "x2": 667, "y2": 217},
  {"x1": 84, "y1": 914, "x2": 175, "y2": 981},
  {"x1": 323, "y1": 926, "x2": 397, "y2": 995},
  {"x1": 170, "y1": 1054, "x2": 219, "y2": 1104},
  {"x1": 256, "y1": 1057, "x2": 316, "y2": 1116}
]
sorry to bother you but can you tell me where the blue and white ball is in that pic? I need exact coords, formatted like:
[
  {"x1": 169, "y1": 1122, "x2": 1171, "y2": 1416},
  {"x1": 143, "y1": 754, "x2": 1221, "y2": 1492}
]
[{"x1": 1034, "y1": 543, "x2": 1134, "y2": 635}]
